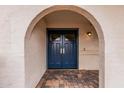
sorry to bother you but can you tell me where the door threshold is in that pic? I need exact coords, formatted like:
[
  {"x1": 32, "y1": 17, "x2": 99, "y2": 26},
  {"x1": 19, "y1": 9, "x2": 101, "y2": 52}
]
[{"x1": 48, "y1": 68, "x2": 78, "y2": 70}]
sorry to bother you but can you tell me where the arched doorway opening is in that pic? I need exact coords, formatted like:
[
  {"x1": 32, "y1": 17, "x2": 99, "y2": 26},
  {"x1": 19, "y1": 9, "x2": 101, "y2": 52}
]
[{"x1": 25, "y1": 5, "x2": 105, "y2": 88}]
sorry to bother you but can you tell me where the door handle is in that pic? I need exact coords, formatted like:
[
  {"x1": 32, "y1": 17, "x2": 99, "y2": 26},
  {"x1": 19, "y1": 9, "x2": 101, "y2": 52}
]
[
  {"x1": 60, "y1": 48, "x2": 63, "y2": 54},
  {"x1": 60, "y1": 48, "x2": 65, "y2": 54},
  {"x1": 63, "y1": 48, "x2": 65, "y2": 54}
]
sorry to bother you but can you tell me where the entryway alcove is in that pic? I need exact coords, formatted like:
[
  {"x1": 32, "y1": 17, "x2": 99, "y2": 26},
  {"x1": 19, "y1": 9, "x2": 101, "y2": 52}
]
[{"x1": 25, "y1": 5, "x2": 105, "y2": 88}]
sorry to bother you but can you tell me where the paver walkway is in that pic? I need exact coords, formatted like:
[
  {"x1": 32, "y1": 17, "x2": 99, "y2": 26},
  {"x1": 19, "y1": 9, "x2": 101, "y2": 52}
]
[{"x1": 37, "y1": 69, "x2": 99, "y2": 88}]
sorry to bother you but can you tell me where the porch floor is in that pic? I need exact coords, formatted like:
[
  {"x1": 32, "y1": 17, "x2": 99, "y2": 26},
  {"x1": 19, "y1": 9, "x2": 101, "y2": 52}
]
[{"x1": 36, "y1": 69, "x2": 99, "y2": 88}]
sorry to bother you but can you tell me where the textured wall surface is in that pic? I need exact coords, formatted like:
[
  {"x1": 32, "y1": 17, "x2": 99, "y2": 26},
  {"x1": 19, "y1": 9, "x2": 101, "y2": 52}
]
[{"x1": 26, "y1": 19, "x2": 47, "y2": 87}]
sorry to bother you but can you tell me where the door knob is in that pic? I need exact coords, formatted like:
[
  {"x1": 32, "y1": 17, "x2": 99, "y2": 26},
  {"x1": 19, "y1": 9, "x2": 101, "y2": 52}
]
[
  {"x1": 60, "y1": 48, "x2": 63, "y2": 54},
  {"x1": 63, "y1": 48, "x2": 65, "y2": 54}
]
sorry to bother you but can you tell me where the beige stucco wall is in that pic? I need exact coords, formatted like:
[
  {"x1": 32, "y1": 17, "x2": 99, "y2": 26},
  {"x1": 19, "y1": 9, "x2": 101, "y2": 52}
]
[
  {"x1": 25, "y1": 19, "x2": 47, "y2": 87},
  {"x1": 0, "y1": 5, "x2": 124, "y2": 88}
]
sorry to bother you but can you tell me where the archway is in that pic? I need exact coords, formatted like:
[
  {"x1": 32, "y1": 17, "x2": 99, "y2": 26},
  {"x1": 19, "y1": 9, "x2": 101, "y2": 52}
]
[{"x1": 25, "y1": 5, "x2": 105, "y2": 88}]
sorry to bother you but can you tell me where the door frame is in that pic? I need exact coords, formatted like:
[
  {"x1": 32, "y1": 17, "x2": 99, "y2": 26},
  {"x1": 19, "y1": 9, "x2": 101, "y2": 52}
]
[{"x1": 46, "y1": 28, "x2": 79, "y2": 69}]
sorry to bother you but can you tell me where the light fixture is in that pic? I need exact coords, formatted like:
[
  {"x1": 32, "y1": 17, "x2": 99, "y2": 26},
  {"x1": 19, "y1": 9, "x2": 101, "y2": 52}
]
[{"x1": 87, "y1": 32, "x2": 92, "y2": 36}]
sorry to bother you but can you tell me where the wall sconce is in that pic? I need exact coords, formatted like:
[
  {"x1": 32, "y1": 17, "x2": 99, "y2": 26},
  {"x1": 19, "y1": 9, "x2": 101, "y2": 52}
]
[{"x1": 87, "y1": 32, "x2": 92, "y2": 36}]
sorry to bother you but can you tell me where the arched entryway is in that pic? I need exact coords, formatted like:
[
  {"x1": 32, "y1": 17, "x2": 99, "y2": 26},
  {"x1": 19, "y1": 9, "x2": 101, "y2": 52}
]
[{"x1": 25, "y1": 5, "x2": 105, "y2": 88}]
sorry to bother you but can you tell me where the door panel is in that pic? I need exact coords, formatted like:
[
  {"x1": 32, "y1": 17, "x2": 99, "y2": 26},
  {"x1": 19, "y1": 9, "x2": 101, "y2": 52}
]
[
  {"x1": 48, "y1": 32, "x2": 62, "y2": 68},
  {"x1": 62, "y1": 32, "x2": 77, "y2": 68},
  {"x1": 48, "y1": 29, "x2": 78, "y2": 69}
]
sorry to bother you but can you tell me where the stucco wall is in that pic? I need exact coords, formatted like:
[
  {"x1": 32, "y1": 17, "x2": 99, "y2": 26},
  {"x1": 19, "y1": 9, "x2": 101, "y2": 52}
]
[
  {"x1": 0, "y1": 5, "x2": 124, "y2": 88},
  {"x1": 25, "y1": 19, "x2": 47, "y2": 87}
]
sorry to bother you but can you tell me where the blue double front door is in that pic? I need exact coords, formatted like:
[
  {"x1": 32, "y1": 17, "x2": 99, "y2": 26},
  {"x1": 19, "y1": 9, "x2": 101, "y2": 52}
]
[{"x1": 48, "y1": 29, "x2": 78, "y2": 69}]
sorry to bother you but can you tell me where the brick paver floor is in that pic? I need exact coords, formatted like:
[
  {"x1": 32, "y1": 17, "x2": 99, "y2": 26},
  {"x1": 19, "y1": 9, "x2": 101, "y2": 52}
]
[{"x1": 36, "y1": 69, "x2": 99, "y2": 88}]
